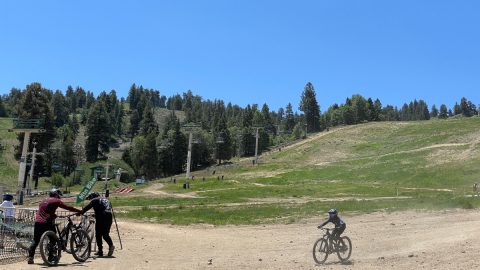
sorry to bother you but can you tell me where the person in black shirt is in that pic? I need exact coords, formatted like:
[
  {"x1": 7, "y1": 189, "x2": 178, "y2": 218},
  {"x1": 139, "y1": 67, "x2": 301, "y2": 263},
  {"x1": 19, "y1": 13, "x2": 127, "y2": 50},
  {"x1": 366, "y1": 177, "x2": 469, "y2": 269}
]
[
  {"x1": 318, "y1": 208, "x2": 346, "y2": 239},
  {"x1": 79, "y1": 192, "x2": 114, "y2": 257}
]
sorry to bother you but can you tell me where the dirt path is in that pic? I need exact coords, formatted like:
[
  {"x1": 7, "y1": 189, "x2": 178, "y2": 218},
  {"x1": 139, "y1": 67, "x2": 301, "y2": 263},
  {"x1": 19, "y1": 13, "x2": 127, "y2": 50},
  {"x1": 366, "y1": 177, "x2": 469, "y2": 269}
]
[
  {"x1": 316, "y1": 143, "x2": 469, "y2": 166},
  {"x1": 143, "y1": 183, "x2": 198, "y2": 198},
  {"x1": 10, "y1": 209, "x2": 480, "y2": 270}
]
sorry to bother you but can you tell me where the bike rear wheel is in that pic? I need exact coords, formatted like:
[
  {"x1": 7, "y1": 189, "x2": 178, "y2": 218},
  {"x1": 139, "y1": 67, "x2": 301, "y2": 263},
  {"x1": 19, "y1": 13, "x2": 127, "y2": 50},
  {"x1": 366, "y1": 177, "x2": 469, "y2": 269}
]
[
  {"x1": 70, "y1": 229, "x2": 91, "y2": 262},
  {"x1": 336, "y1": 236, "x2": 352, "y2": 262},
  {"x1": 39, "y1": 230, "x2": 61, "y2": 266},
  {"x1": 312, "y1": 238, "x2": 329, "y2": 264}
]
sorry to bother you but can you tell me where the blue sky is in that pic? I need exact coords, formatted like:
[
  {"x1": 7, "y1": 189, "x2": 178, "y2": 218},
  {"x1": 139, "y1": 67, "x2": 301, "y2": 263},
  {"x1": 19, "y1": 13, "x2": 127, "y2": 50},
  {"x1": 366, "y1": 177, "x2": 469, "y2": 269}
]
[{"x1": 1, "y1": 1, "x2": 479, "y2": 112}]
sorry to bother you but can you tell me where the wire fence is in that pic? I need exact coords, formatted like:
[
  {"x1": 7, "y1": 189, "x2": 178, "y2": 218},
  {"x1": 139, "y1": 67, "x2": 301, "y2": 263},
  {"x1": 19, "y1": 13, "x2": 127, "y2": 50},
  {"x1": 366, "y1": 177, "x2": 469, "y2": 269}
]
[
  {"x1": 0, "y1": 208, "x2": 34, "y2": 264},
  {"x1": 0, "y1": 208, "x2": 120, "y2": 265}
]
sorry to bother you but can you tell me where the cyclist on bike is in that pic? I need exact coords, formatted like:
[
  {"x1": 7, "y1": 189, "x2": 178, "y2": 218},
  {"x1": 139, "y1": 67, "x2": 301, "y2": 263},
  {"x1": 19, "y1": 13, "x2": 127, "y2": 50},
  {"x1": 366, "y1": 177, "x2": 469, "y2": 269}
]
[
  {"x1": 78, "y1": 192, "x2": 114, "y2": 257},
  {"x1": 318, "y1": 209, "x2": 346, "y2": 239},
  {"x1": 27, "y1": 188, "x2": 81, "y2": 265}
]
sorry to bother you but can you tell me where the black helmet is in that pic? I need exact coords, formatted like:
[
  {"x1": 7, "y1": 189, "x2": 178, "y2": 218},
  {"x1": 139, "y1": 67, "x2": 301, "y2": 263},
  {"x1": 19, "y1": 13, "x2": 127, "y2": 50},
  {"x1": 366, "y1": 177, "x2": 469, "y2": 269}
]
[
  {"x1": 49, "y1": 188, "x2": 62, "y2": 198},
  {"x1": 2, "y1": 193, "x2": 13, "y2": 201},
  {"x1": 328, "y1": 208, "x2": 338, "y2": 217},
  {"x1": 86, "y1": 192, "x2": 100, "y2": 200}
]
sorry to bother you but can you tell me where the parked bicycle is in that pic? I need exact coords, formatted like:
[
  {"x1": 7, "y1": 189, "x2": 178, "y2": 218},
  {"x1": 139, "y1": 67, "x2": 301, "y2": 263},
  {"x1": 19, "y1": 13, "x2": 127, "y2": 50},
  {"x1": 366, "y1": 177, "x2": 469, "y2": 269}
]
[
  {"x1": 38, "y1": 213, "x2": 91, "y2": 266},
  {"x1": 312, "y1": 227, "x2": 352, "y2": 264},
  {"x1": 65, "y1": 213, "x2": 95, "y2": 254}
]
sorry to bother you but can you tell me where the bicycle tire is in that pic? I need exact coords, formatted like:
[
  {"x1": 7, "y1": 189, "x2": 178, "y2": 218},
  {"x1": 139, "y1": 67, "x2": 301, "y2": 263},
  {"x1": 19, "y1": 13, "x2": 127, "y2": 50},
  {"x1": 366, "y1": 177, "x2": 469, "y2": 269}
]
[
  {"x1": 39, "y1": 230, "x2": 61, "y2": 266},
  {"x1": 312, "y1": 238, "x2": 329, "y2": 264},
  {"x1": 70, "y1": 229, "x2": 91, "y2": 262},
  {"x1": 336, "y1": 236, "x2": 352, "y2": 262}
]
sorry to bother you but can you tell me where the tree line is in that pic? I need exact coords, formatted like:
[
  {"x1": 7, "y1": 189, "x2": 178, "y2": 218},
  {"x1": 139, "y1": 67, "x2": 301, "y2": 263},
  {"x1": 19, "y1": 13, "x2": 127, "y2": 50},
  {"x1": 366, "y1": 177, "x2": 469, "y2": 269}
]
[{"x1": 1, "y1": 82, "x2": 478, "y2": 182}]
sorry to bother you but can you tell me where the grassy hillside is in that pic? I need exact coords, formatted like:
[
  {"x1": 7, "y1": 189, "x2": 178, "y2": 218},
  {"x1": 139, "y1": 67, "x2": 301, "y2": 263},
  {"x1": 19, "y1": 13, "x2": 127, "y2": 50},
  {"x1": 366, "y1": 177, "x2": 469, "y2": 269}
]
[
  {"x1": 0, "y1": 118, "x2": 18, "y2": 192},
  {"x1": 115, "y1": 117, "x2": 480, "y2": 225},
  {"x1": 4, "y1": 115, "x2": 480, "y2": 224}
]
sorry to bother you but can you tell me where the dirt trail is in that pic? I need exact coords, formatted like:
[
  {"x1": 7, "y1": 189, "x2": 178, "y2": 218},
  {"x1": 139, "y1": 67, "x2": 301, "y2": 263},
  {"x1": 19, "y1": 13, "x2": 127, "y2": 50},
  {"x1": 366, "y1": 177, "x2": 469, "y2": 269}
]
[
  {"x1": 143, "y1": 183, "x2": 198, "y2": 198},
  {"x1": 316, "y1": 143, "x2": 469, "y2": 166},
  {"x1": 10, "y1": 209, "x2": 480, "y2": 270}
]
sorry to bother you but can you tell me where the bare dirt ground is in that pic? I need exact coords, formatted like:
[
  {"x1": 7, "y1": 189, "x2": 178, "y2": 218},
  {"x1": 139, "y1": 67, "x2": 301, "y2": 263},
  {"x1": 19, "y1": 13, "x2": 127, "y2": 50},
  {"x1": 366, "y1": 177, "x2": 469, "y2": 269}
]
[{"x1": 10, "y1": 209, "x2": 480, "y2": 270}]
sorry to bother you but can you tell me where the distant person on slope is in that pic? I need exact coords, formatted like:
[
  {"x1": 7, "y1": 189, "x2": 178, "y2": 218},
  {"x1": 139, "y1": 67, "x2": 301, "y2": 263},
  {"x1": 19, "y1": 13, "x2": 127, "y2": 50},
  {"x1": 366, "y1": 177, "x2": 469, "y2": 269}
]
[
  {"x1": 78, "y1": 192, "x2": 115, "y2": 257},
  {"x1": 28, "y1": 189, "x2": 81, "y2": 264},
  {"x1": 318, "y1": 208, "x2": 346, "y2": 240}
]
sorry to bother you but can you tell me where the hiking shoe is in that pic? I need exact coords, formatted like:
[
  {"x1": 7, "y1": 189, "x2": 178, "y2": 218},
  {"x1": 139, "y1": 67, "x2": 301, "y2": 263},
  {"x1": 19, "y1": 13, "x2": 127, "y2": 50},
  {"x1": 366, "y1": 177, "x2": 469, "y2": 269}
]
[
  {"x1": 27, "y1": 257, "x2": 34, "y2": 264},
  {"x1": 107, "y1": 246, "x2": 115, "y2": 256},
  {"x1": 94, "y1": 251, "x2": 104, "y2": 257}
]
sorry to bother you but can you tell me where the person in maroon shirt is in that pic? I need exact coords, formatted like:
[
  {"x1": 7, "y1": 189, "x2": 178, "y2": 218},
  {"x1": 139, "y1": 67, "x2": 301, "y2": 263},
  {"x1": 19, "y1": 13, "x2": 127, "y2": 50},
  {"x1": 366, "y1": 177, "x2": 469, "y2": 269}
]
[{"x1": 27, "y1": 188, "x2": 80, "y2": 265}]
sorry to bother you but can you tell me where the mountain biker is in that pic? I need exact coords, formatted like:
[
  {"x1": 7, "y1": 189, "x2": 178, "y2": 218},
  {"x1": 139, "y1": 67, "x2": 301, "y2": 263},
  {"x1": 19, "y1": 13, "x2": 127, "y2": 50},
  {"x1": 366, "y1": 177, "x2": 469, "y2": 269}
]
[
  {"x1": 78, "y1": 192, "x2": 114, "y2": 257},
  {"x1": 318, "y1": 209, "x2": 346, "y2": 240},
  {"x1": 27, "y1": 188, "x2": 81, "y2": 265}
]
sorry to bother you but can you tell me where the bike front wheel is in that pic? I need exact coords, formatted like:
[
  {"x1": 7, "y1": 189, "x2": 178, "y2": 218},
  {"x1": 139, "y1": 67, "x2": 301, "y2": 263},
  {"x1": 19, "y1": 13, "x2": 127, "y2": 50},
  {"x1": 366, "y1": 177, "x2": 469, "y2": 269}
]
[
  {"x1": 70, "y1": 229, "x2": 91, "y2": 262},
  {"x1": 39, "y1": 230, "x2": 61, "y2": 266},
  {"x1": 312, "y1": 238, "x2": 329, "y2": 264},
  {"x1": 336, "y1": 236, "x2": 352, "y2": 262}
]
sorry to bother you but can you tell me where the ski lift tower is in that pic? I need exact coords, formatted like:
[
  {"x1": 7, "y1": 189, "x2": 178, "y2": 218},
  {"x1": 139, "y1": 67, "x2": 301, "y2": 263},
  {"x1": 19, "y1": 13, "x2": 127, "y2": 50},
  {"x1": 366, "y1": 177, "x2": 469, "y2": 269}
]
[
  {"x1": 252, "y1": 125, "x2": 263, "y2": 165},
  {"x1": 9, "y1": 118, "x2": 46, "y2": 204},
  {"x1": 183, "y1": 123, "x2": 201, "y2": 187}
]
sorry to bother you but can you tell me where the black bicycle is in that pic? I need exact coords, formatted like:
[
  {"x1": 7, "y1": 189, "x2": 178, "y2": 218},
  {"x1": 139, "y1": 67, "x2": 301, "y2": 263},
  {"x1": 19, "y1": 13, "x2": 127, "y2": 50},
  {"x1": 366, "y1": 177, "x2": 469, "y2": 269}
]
[
  {"x1": 312, "y1": 227, "x2": 352, "y2": 264},
  {"x1": 64, "y1": 213, "x2": 95, "y2": 254},
  {"x1": 38, "y1": 213, "x2": 91, "y2": 266}
]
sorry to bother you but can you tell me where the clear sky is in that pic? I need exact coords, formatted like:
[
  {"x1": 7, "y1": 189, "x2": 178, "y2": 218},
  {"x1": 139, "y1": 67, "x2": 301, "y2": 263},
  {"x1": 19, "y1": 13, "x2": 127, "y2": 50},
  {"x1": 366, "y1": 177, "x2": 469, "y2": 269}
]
[{"x1": 1, "y1": 1, "x2": 479, "y2": 112}]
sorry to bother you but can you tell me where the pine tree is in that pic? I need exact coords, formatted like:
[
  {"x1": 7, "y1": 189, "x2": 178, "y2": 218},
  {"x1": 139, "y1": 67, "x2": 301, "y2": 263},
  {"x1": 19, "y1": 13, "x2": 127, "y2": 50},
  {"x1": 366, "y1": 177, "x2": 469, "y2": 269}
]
[
  {"x1": 139, "y1": 104, "x2": 158, "y2": 136},
  {"x1": 85, "y1": 100, "x2": 111, "y2": 162},
  {"x1": 299, "y1": 82, "x2": 321, "y2": 132},
  {"x1": 284, "y1": 103, "x2": 295, "y2": 132},
  {"x1": 52, "y1": 90, "x2": 68, "y2": 127},
  {"x1": 129, "y1": 110, "x2": 140, "y2": 140},
  {"x1": 143, "y1": 132, "x2": 158, "y2": 179},
  {"x1": 57, "y1": 125, "x2": 76, "y2": 176},
  {"x1": 86, "y1": 91, "x2": 95, "y2": 109},
  {"x1": 439, "y1": 104, "x2": 448, "y2": 119},
  {"x1": 70, "y1": 113, "x2": 80, "y2": 136},
  {"x1": 214, "y1": 117, "x2": 232, "y2": 164},
  {"x1": 430, "y1": 105, "x2": 439, "y2": 118},
  {"x1": 15, "y1": 83, "x2": 56, "y2": 176},
  {"x1": 66, "y1": 85, "x2": 77, "y2": 113},
  {"x1": 75, "y1": 87, "x2": 87, "y2": 109},
  {"x1": 0, "y1": 96, "x2": 6, "y2": 117}
]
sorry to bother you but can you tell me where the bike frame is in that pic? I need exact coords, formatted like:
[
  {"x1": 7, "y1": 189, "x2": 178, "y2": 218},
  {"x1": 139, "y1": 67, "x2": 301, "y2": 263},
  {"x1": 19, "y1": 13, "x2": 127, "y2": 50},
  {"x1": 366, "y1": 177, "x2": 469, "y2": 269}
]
[
  {"x1": 54, "y1": 216, "x2": 75, "y2": 250},
  {"x1": 322, "y1": 229, "x2": 340, "y2": 252}
]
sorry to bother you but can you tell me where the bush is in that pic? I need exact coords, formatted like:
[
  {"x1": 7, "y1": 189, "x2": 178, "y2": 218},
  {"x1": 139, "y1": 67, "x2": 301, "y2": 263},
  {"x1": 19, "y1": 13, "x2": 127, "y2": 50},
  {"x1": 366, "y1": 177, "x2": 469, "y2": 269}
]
[{"x1": 50, "y1": 173, "x2": 65, "y2": 187}]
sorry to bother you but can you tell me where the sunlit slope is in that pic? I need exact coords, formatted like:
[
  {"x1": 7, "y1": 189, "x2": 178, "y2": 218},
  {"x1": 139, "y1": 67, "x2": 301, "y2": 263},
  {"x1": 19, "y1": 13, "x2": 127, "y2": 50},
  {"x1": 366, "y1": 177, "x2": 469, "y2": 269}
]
[
  {"x1": 114, "y1": 117, "x2": 480, "y2": 224},
  {"x1": 255, "y1": 117, "x2": 480, "y2": 188}
]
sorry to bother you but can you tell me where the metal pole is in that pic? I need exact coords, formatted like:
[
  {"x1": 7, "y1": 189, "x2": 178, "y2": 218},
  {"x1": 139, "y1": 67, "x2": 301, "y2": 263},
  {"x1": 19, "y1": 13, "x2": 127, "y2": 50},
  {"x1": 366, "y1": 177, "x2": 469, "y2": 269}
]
[
  {"x1": 186, "y1": 131, "x2": 193, "y2": 180},
  {"x1": 254, "y1": 127, "x2": 259, "y2": 165},
  {"x1": 27, "y1": 141, "x2": 37, "y2": 196},
  {"x1": 17, "y1": 131, "x2": 31, "y2": 204},
  {"x1": 110, "y1": 202, "x2": 123, "y2": 250}
]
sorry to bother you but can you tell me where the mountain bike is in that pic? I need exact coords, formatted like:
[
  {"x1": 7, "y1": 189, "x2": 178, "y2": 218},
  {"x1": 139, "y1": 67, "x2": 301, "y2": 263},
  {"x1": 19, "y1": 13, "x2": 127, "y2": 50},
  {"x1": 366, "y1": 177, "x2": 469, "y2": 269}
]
[
  {"x1": 65, "y1": 213, "x2": 95, "y2": 254},
  {"x1": 38, "y1": 213, "x2": 91, "y2": 266},
  {"x1": 312, "y1": 227, "x2": 352, "y2": 264}
]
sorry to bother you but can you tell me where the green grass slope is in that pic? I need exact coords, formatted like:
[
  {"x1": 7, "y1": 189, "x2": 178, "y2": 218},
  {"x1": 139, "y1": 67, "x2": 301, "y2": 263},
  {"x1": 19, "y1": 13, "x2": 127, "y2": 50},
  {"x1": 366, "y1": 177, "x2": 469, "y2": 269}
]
[
  {"x1": 0, "y1": 118, "x2": 17, "y2": 191},
  {"x1": 115, "y1": 117, "x2": 480, "y2": 225}
]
